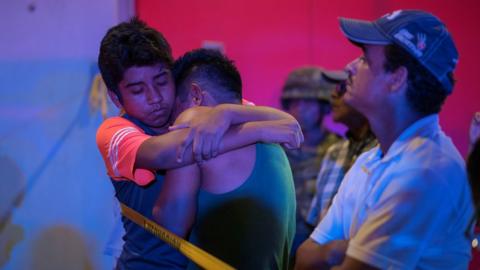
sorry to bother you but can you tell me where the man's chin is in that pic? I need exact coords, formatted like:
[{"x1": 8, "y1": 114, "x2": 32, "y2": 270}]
[
  {"x1": 331, "y1": 114, "x2": 342, "y2": 123},
  {"x1": 146, "y1": 119, "x2": 170, "y2": 130},
  {"x1": 343, "y1": 92, "x2": 355, "y2": 106}
]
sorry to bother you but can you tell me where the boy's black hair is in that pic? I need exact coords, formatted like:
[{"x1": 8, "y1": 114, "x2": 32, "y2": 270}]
[{"x1": 98, "y1": 18, "x2": 173, "y2": 102}]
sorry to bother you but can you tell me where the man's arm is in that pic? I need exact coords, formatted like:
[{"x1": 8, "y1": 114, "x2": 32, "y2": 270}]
[
  {"x1": 198, "y1": 103, "x2": 296, "y2": 124},
  {"x1": 137, "y1": 106, "x2": 303, "y2": 170},
  {"x1": 152, "y1": 163, "x2": 201, "y2": 238},
  {"x1": 295, "y1": 238, "x2": 348, "y2": 270},
  {"x1": 170, "y1": 104, "x2": 296, "y2": 131},
  {"x1": 331, "y1": 256, "x2": 379, "y2": 270},
  {"x1": 295, "y1": 239, "x2": 378, "y2": 270},
  {"x1": 168, "y1": 104, "x2": 299, "y2": 161}
]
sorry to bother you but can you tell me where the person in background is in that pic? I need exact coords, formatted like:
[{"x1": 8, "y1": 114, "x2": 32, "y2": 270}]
[
  {"x1": 469, "y1": 112, "x2": 480, "y2": 154},
  {"x1": 468, "y1": 112, "x2": 480, "y2": 213},
  {"x1": 280, "y1": 66, "x2": 343, "y2": 257},
  {"x1": 296, "y1": 10, "x2": 474, "y2": 269},
  {"x1": 306, "y1": 79, "x2": 377, "y2": 227},
  {"x1": 467, "y1": 113, "x2": 480, "y2": 269}
]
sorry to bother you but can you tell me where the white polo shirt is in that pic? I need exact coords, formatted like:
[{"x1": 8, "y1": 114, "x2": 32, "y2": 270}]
[{"x1": 311, "y1": 115, "x2": 474, "y2": 269}]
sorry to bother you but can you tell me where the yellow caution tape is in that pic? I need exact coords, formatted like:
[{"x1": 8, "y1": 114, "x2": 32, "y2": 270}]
[{"x1": 120, "y1": 203, "x2": 235, "y2": 270}]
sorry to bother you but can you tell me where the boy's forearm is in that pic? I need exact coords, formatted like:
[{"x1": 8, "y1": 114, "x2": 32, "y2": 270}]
[
  {"x1": 219, "y1": 119, "x2": 302, "y2": 151},
  {"x1": 217, "y1": 122, "x2": 265, "y2": 152},
  {"x1": 136, "y1": 115, "x2": 301, "y2": 171},
  {"x1": 215, "y1": 104, "x2": 295, "y2": 125},
  {"x1": 136, "y1": 123, "x2": 263, "y2": 170},
  {"x1": 295, "y1": 239, "x2": 348, "y2": 270},
  {"x1": 136, "y1": 129, "x2": 192, "y2": 170}
]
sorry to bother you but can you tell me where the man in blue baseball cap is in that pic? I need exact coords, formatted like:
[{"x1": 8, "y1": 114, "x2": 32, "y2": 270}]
[{"x1": 296, "y1": 10, "x2": 474, "y2": 269}]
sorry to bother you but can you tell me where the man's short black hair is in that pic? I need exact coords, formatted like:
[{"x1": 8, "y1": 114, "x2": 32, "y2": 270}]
[
  {"x1": 173, "y1": 48, "x2": 242, "y2": 104},
  {"x1": 383, "y1": 44, "x2": 454, "y2": 116},
  {"x1": 98, "y1": 17, "x2": 173, "y2": 101}
]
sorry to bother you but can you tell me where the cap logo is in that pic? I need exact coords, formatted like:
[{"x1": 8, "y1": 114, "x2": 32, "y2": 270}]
[
  {"x1": 394, "y1": 29, "x2": 423, "y2": 57},
  {"x1": 417, "y1": 33, "x2": 427, "y2": 51},
  {"x1": 385, "y1": 10, "x2": 402, "y2": 20}
]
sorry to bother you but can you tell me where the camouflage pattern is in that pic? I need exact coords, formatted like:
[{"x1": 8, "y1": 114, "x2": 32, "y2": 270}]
[{"x1": 281, "y1": 66, "x2": 347, "y2": 102}]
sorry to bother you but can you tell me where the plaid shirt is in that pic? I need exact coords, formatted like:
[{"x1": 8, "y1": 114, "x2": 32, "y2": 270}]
[
  {"x1": 307, "y1": 131, "x2": 377, "y2": 226},
  {"x1": 285, "y1": 131, "x2": 341, "y2": 221}
]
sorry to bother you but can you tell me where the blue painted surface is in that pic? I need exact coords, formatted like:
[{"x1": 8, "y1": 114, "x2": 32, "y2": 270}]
[{"x1": 0, "y1": 60, "x2": 119, "y2": 270}]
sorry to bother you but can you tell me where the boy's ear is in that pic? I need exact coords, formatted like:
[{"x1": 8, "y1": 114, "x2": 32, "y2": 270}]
[
  {"x1": 107, "y1": 90, "x2": 122, "y2": 109},
  {"x1": 190, "y1": 83, "x2": 204, "y2": 106}
]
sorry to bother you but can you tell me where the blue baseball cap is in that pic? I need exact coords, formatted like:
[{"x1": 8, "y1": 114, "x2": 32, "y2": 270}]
[{"x1": 339, "y1": 10, "x2": 458, "y2": 93}]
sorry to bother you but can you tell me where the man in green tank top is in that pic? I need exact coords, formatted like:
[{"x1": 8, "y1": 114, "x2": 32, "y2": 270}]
[{"x1": 153, "y1": 48, "x2": 297, "y2": 270}]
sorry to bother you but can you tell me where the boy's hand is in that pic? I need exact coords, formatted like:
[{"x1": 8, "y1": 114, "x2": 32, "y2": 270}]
[
  {"x1": 170, "y1": 106, "x2": 231, "y2": 163},
  {"x1": 259, "y1": 118, "x2": 304, "y2": 149}
]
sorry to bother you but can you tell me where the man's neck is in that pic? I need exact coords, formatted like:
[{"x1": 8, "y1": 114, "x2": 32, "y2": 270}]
[
  {"x1": 348, "y1": 122, "x2": 371, "y2": 141},
  {"x1": 368, "y1": 110, "x2": 421, "y2": 155}
]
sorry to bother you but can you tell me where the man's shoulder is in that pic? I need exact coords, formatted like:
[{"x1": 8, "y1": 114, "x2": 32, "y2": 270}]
[
  {"x1": 255, "y1": 143, "x2": 291, "y2": 170},
  {"x1": 379, "y1": 135, "x2": 468, "y2": 198},
  {"x1": 398, "y1": 134, "x2": 465, "y2": 173},
  {"x1": 258, "y1": 143, "x2": 290, "y2": 159}
]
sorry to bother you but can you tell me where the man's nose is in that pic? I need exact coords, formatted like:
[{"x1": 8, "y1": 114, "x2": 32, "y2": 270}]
[
  {"x1": 145, "y1": 85, "x2": 162, "y2": 103},
  {"x1": 345, "y1": 58, "x2": 359, "y2": 75}
]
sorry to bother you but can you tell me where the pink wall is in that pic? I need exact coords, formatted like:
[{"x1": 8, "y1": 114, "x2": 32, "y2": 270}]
[{"x1": 137, "y1": 0, "x2": 480, "y2": 155}]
